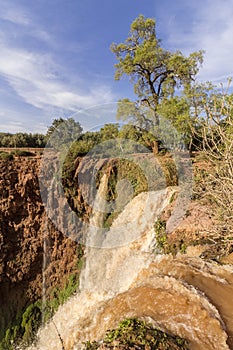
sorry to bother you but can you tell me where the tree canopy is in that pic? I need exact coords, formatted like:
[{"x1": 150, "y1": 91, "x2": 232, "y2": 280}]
[
  {"x1": 110, "y1": 15, "x2": 207, "y2": 152},
  {"x1": 111, "y1": 14, "x2": 204, "y2": 129},
  {"x1": 45, "y1": 117, "x2": 83, "y2": 150}
]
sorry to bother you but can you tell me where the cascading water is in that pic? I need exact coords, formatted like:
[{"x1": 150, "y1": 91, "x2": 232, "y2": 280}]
[
  {"x1": 28, "y1": 175, "x2": 233, "y2": 350},
  {"x1": 80, "y1": 175, "x2": 177, "y2": 295}
]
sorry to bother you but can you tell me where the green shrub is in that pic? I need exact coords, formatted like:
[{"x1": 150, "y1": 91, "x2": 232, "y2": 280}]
[
  {"x1": 154, "y1": 219, "x2": 187, "y2": 255},
  {"x1": 42, "y1": 251, "x2": 83, "y2": 323},
  {"x1": 159, "y1": 156, "x2": 178, "y2": 186},
  {"x1": 84, "y1": 318, "x2": 188, "y2": 349},
  {"x1": 10, "y1": 150, "x2": 35, "y2": 157},
  {"x1": 21, "y1": 301, "x2": 42, "y2": 345},
  {"x1": 0, "y1": 152, "x2": 14, "y2": 160},
  {"x1": 154, "y1": 218, "x2": 167, "y2": 252},
  {"x1": 0, "y1": 301, "x2": 42, "y2": 350}
]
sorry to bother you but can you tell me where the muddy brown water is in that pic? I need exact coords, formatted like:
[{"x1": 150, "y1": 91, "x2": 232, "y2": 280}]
[{"x1": 28, "y1": 182, "x2": 233, "y2": 350}]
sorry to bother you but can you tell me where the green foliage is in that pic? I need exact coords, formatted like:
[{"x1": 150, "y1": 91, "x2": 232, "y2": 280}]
[
  {"x1": 0, "y1": 132, "x2": 46, "y2": 148},
  {"x1": 111, "y1": 14, "x2": 203, "y2": 129},
  {"x1": 179, "y1": 241, "x2": 187, "y2": 254},
  {"x1": 157, "y1": 96, "x2": 192, "y2": 148},
  {"x1": 96, "y1": 158, "x2": 149, "y2": 228},
  {"x1": 118, "y1": 123, "x2": 161, "y2": 154},
  {"x1": 99, "y1": 123, "x2": 119, "y2": 141},
  {"x1": 45, "y1": 117, "x2": 83, "y2": 150},
  {"x1": 69, "y1": 138, "x2": 97, "y2": 157},
  {"x1": 0, "y1": 151, "x2": 14, "y2": 160},
  {"x1": 10, "y1": 150, "x2": 35, "y2": 157},
  {"x1": 0, "y1": 149, "x2": 36, "y2": 161},
  {"x1": 84, "y1": 318, "x2": 188, "y2": 349},
  {"x1": 116, "y1": 99, "x2": 155, "y2": 129},
  {"x1": 0, "y1": 301, "x2": 42, "y2": 350},
  {"x1": 63, "y1": 122, "x2": 166, "y2": 168},
  {"x1": 21, "y1": 301, "x2": 42, "y2": 345},
  {"x1": 159, "y1": 156, "x2": 178, "y2": 186},
  {"x1": 43, "y1": 255, "x2": 83, "y2": 323},
  {"x1": 154, "y1": 218, "x2": 167, "y2": 252},
  {"x1": 154, "y1": 218, "x2": 187, "y2": 255},
  {"x1": 63, "y1": 124, "x2": 120, "y2": 162},
  {"x1": 102, "y1": 158, "x2": 148, "y2": 200}
]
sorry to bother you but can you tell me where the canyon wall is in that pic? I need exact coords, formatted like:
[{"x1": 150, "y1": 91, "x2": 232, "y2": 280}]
[{"x1": 0, "y1": 157, "x2": 81, "y2": 339}]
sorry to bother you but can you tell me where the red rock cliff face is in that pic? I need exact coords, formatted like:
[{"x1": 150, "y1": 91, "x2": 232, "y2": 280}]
[{"x1": 0, "y1": 157, "x2": 82, "y2": 333}]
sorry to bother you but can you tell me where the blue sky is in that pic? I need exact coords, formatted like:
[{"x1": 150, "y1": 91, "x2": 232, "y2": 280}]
[{"x1": 0, "y1": 0, "x2": 233, "y2": 133}]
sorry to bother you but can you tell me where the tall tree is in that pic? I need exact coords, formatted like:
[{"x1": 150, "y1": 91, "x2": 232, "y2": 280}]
[
  {"x1": 45, "y1": 118, "x2": 83, "y2": 150},
  {"x1": 111, "y1": 15, "x2": 203, "y2": 130}
]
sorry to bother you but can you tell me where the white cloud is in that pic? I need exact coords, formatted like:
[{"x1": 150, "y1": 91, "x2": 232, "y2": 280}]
[
  {"x1": 0, "y1": 2, "x2": 116, "y2": 132},
  {"x1": 0, "y1": 1, "x2": 115, "y2": 120},
  {"x1": 0, "y1": 1, "x2": 31, "y2": 26},
  {"x1": 0, "y1": 36, "x2": 114, "y2": 115},
  {"x1": 162, "y1": 0, "x2": 233, "y2": 84},
  {"x1": 0, "y1": 1, "x2": 54, "y2": 47}
]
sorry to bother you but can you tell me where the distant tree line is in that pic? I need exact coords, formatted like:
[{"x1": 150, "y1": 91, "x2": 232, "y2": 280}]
[{"x1": 0, "y1": 132, "x2": 46, "y2": 148}]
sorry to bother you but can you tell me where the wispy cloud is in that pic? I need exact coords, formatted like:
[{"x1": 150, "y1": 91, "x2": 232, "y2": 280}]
[
  {"x1": 0, "y1": 1, "x2": 115, "y2": 129},
  {"x1": 0, "y1": 3, "x2": 53, "y2": 52},
  {"x1": 0, "y1": 1, "x2": 31, "y2": 26},
  {"x1": 0, "y1": 103, "x2": 48, "y2": 133},
  {"x1": 0, "y1": 43, "x2": 114, "y2": 110},
  {"x1": 198, "y1": 0, "x2": 233, "y2": 83},
  {"x1": 161, "y1": 0, "x2": 233, "y2": 84}
]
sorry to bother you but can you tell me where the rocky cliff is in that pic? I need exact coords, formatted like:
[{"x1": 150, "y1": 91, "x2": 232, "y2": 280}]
[{"x1": 0, "y1": 156, "x2": 83, "y2": 344}]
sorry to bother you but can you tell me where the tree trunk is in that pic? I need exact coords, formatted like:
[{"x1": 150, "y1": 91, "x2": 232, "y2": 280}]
[{"x1": 152, "y1": 140, "x2": 159, "y2": 155}]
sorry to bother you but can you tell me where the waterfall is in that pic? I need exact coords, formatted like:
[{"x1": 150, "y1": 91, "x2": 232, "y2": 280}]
[
  {"x1": 82, "y1": 173, "x2": 109, "y2": 249},
  {"x1": 80, "y1": 183, "x2": 177, "y2": 294},
  {"x1": 28, "y1": 177, "x2": 233, "y2": 350}
]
